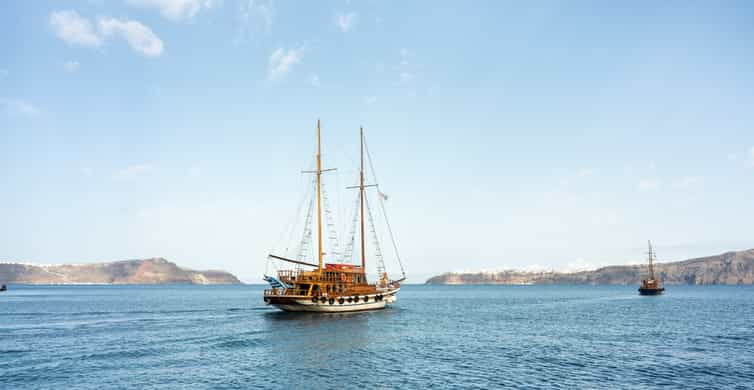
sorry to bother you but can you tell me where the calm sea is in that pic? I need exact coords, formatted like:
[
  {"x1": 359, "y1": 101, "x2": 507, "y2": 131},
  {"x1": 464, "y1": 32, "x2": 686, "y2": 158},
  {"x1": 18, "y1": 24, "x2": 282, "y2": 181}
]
[{"x1": 1, "y1": 284, "x2": 753, "y2": 389}]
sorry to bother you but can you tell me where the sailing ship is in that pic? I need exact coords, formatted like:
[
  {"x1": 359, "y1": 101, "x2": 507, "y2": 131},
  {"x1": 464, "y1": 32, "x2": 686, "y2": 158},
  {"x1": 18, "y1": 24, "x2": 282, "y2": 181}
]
[
  {"x1": 638, "y1": 240, "x2": 665, "y2": 295},
  {"x1": 263, "y1": 120, "x2": 405, "y2": 312}
]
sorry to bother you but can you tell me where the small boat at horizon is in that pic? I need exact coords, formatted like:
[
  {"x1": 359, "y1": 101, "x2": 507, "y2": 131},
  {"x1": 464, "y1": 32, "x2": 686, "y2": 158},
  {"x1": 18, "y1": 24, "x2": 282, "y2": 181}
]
[
  {"x1": 639, "y1": 240, "x2": 665, "y2": 295},
  {"x1": 263, "y1": 120, "x2": 405, "y2": 312}
]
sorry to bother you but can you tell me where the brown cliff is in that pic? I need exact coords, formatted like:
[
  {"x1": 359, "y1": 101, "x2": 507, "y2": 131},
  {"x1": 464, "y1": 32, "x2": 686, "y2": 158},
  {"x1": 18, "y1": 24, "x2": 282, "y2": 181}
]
[
  {"x1": 426, "y1": 248, "x2": 754, "y2": 285},
  {"x1": 0, "y1": 258, "x2": 241, "y2": 285}
]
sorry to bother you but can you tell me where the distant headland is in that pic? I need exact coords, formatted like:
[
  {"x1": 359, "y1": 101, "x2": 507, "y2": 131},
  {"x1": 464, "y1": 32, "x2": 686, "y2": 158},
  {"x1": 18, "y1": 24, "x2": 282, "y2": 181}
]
[
  {"x1": 0, "y1": 258, "x2": 241, "y2": 285},
  {"x1": 426, "y1": 248, "x2": 754, "y2": 285}
]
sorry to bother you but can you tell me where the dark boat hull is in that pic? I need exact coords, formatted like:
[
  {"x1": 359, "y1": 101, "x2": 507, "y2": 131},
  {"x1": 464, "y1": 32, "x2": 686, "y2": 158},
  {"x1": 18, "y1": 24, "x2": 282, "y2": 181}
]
[{"x1": 638, "y1": 287, "x2": 664, "y2": 295}]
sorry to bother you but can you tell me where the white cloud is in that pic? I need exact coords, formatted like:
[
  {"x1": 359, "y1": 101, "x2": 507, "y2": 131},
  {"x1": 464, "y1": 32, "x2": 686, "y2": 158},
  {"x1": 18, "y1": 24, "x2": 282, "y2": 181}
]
[
  {"x1": 99, "y1": 17, "x2": 164, "y2": 57},
  {"x1": 126, "y1": 0, "x2": 220, "y2": 22},
  {"x1": 64, "y1": 60, "x2": 80, "y2": 72},
  {"x1": 309, "y1": 74, "x2": 320, "y2": 87},
  {"x1": 336, "y1": 12, "x2": 357, "y2": 32},
  {"x1": 638, "y1": 178, "x2": 661, "y2": 191},
  {"x1": 112, "y1": 163, "x2": 155, "y2": 181},
  {"x1": 49, "y1": 10, "x2": 103, "y2": 47},
  {"x1": 671, "y1": 176, "x2": 699, "y2": 189},
  {"x1": 1, "y1": 98, "x2": 40, "y2": 117},
  {"x1": 395, "y1": 48, "x2": 420, "y2": 85},
  {"x1": 559, "y1": 168, "x2": 594, "y2": 186},
  {"x1": 267, "y1": 47, "x2": 303, "y2": 80},
  {"x1": 49, "y1": 11, "x2": 163, "y2": 57},
  {"x1": 188, "y1": 164, "x2": 202, "y2": 177},
  {"x1": 399, "y1": 72, "x2": 413, "y2": 84},
  {"x1": 400, "y1": 48, "x2": 410, "y2": 65},
  {"x1": 236, "y1": 0, "x2": 273, "y2": 43}
]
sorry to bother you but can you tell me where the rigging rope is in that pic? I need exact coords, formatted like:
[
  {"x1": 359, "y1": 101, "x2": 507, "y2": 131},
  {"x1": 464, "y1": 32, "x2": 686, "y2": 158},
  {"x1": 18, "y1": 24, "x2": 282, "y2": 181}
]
[
  {"x1": 364, "y1": 193, "x2": 386, "y2": 277},
  {"x1": 343, "y1": 190, "x2": 360, "y2": 263},
  {"x1": 364, "y1": 133, "x2": 407, "y2": 279},
  {"x1": 296, "y1": 177, "x2": 316, "y2": 263},
  {"x1": 267, "y1": 160, "x2": 315, "y2": 275},
  {"x1": 321, "y1": 180, "x2": 341, "y2": 260}
]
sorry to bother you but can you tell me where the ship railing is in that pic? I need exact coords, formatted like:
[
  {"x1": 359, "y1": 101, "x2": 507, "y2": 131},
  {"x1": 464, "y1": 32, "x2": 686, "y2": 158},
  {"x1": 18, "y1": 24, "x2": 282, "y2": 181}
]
[
  {"x1": 264, "y1": 288, "x2": 311, "y2": 297},
  {"x1": 274, "y1": 268, "x2": 368, "y2": 285},
  {"x1": 263, "y1": 289, "x2": 278, "y2": 296}
]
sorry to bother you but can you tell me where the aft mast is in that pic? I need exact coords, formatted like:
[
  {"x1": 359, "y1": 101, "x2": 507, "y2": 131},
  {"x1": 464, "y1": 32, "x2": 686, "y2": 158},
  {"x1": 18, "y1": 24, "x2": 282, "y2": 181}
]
[
  {"x1": 359, "y1": 127, "x2": 366, "y2": 270},
  {"x1": 647, "y1": 240, "x2": 655, "y2": 280},
  {"x1": 316, "y1": 119, "x2": 323, "y2": 274}
]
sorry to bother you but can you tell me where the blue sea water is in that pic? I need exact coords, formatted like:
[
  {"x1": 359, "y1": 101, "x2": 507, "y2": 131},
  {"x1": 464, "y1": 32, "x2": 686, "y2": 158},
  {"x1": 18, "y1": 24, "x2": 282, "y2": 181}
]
[{"x1": 1, "y1": 284, "x2": 753, "y2": 389}]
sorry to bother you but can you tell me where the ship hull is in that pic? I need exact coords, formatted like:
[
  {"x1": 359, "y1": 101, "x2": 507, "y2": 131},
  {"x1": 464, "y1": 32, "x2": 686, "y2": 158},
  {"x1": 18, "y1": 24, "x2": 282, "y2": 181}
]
[
  {"x1": 638, "y1": 287, "x2": 665, "y2": 295},
  {"x1": 265, "y1": 288, "x2": 400, "y2": 313}
]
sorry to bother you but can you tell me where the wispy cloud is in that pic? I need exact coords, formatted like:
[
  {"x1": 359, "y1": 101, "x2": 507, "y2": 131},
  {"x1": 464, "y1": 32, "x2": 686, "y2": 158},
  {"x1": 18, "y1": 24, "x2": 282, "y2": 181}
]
[
  {"x1": 64, "y1": 60, "x2": 80, "y2": 72},
  {"x1": 336, "y1": 12, "x2": 357, "y2": 32},
  {"x1": 99, "y1": 17, "x2": 164, "y2": 57},
  {"x1": 49, "y1": 11, "x2": 163, "y2": 57},
  {"x1": 236, "y1": 0, "x2": 273, "y2": 44},
  {"x1": 559, "y1": 168, "x2": 594, "y2": 186},
  {"x1": 309, "y1": 74, "x2": 320, "y2": 87},
  {"x1": 126, "y1": 0, "x2": 221, "y2": 22},
  {"x1": 1, "y1": 98, "x2": 40, "y2": 117},
  {"x1": 399, "y1": 72, "x2": 413, "y2": 84},
  {"x1": 638, "y1": 178, "x2": 661, "y2": 191},
  {"x1": 112, "y1": 163, "x2": 156, "y2": 181},
  {"x1": 188, "y1": 164, "x2": 202, "y2": 178},
  {"x1": 49, "y1": 10, "x2": 103, "y2": 47},
  {"x1": 395, "y1": 48, "x2": 420, "y2": 85},
  {"x1": 267, "y1": 46, "x2": 303, "y2": 80},
  {"x1": 671, "y1": 176, "x2": 699, "y2": 189}
]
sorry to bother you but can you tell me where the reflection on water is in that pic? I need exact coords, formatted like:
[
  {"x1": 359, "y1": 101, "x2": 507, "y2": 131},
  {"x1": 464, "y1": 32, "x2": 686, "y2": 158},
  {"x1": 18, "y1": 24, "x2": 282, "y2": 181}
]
[{"x1": 262, "y1": 308, "x2": 399, "y2": 358}]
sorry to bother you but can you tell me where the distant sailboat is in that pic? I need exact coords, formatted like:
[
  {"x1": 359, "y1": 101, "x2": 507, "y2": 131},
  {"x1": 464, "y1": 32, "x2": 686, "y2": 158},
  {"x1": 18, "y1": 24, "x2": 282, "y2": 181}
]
[
  {"x1": 263, "y1": 120, "x2": 405, "y2": 312},
  {"x1": 639, "y1": 241, "x2": 665, "y2": 295}
]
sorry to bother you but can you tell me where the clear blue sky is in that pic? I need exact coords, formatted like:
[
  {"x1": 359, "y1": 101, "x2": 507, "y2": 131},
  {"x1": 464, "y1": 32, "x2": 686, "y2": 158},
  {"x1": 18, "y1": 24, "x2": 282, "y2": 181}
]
[{"x1": 2, "y1": 1, "x2": 754, "y2": 282}]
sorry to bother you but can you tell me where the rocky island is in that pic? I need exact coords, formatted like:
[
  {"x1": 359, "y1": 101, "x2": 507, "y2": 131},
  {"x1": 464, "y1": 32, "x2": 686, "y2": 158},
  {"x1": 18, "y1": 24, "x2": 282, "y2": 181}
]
[
  {"x1": 426, "y1": 248, "x2": 754, "y2": 285},
  {"x1": 0, "y1": 257, "x2": 241, "y2": 285}
]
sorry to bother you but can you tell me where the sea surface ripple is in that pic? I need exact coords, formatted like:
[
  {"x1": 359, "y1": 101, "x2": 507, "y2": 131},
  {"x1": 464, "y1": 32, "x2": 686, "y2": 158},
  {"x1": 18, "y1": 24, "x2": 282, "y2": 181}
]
[{"x1": 1, "y1": 284, "x2": 753, "y2": 389}]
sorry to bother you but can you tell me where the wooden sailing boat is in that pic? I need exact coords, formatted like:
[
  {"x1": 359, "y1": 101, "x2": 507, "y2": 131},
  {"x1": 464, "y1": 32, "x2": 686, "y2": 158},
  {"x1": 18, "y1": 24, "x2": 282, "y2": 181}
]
[
  {"x1": 638, "y1": 240, "x2": 664, "y2": 295},
  {"x1": 263, "y1": 120, "x2": 405, "y2": 312}
]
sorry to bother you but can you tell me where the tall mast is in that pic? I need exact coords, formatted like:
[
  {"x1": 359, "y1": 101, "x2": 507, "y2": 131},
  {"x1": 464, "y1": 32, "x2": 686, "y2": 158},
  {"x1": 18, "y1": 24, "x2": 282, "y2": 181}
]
[
  {"x1": 317, "y1": 119, "x2": 323, "y2": 274},
  {"x1": 648, "y1": 240, "x2": 655, "y2": 280},
  {"x1": 359, "y1": 127, "x2": 366, "y2": 270}
]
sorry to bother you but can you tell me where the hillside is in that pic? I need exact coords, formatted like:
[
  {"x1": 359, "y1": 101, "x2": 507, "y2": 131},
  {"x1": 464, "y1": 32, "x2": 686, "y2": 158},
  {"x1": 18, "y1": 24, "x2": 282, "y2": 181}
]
[
  {"x1": 426, "y1": 248, "x2": 754, "y2": 285},
  {"x1": 0, "y1": 258, "x2": 241, "y2": 285}
]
